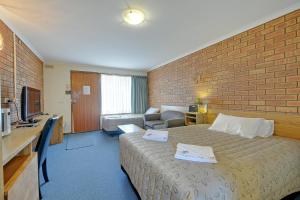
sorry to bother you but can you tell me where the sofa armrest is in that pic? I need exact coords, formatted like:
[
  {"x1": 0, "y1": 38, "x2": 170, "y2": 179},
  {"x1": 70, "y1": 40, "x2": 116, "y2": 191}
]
[
  {"x1": 165, "y1": 118, "x2": 185, "y2": 128},
  {"x1": 144, "y1": 113, "x2": 161, "y2": 121}
]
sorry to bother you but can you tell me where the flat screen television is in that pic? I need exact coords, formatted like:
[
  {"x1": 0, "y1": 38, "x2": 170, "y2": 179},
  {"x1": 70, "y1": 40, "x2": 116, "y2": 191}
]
[{"x1": 21, "y1": 86, "x2": 41, "y2": 122}]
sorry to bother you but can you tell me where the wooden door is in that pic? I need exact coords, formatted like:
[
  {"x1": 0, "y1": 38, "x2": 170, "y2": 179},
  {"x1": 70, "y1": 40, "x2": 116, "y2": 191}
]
[{"x1": 71, "y1": 71, "x2": 100, "y2": 133}]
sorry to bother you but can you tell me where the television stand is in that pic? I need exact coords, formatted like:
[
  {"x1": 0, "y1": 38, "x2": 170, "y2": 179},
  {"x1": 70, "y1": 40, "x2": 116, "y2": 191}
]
[
  {"x1": 16, "y1": 122, "x2": 38, "y2": 128},
  {"x1": 18, "y1": 118, "x2": 41, "y2": 125},
  {"x1": 16, "y1": 120, "x2": 39, "y2": 128}
]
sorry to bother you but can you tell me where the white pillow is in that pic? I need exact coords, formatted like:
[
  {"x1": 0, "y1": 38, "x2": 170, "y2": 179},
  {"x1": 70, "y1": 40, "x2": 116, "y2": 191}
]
[
  {"x1": 257, "y1": 120, "x2": 274, "y2": 137},
  {"x1": 208, "y1": 113, "x2": 239, "y2": 135},
  {"x1": 145, "y1": 107, "x2": 160, "y2": 114},
  {"x1": 209, "y1": 113, "x2": 264, "y2": 138},
  {"x1": 238, "y1": 117, "x2": 264, "y2": 139}
]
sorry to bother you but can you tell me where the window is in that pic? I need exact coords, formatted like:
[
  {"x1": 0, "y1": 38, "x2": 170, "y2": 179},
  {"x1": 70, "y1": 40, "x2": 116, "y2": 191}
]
[{"x1": 101, "y1": 74, "x2": 131, "y2": 114}]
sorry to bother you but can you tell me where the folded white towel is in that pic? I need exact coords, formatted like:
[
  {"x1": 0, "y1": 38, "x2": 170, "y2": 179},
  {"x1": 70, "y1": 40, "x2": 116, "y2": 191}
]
[
  {"x1": 143, "y1": 130, "x2": 168, "y2": 142},
  {"x1": 175, "y1": 143, "x2": 217, "y2": 163}
]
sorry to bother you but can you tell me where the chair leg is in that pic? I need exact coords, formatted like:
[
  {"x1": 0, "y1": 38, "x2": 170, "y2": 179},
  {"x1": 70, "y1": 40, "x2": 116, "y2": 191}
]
[
  {"x1": 39, "y1": 187, "x2": 42, "y2": 199},
  {"x1": 38, "y1": 171, "x2": 42, "y2": 199},
  {"x1": 42, "y1": 159, "x2": 49, "y2": 183}
]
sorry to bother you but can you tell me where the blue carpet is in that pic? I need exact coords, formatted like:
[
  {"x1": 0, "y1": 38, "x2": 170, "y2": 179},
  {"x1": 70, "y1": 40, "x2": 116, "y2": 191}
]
[{"x1": 41, "y1": 131, "x2": 138, "y2": 200}]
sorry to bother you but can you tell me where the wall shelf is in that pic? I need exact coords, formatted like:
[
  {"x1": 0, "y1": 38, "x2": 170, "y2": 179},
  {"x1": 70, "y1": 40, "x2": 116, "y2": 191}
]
[{"x1": 4, "y1": 153, "x2": 38, "y2": 200}]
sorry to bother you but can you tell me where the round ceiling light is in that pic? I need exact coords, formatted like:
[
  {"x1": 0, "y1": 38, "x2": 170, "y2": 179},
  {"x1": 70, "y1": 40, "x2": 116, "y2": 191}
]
[{"x1": 123, "y1": 9, "x2": 145, "y2": 25}]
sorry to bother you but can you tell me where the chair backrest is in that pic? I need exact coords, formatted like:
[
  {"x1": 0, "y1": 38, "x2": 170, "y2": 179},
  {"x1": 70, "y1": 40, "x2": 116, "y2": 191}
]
[
  {"x1": 35, "y1": 116, "x2": 58, "y2": 167},
  {"x1": 161, "y1": 110, "x2": 184, "y2": 121},
  {"x1": 160, "y1": 105, "x2": 188, "y2": 113}
]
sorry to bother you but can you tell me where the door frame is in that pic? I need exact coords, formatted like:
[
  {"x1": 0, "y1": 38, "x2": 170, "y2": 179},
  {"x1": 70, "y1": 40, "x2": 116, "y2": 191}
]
[{"x1": 70, "y1": 70, "x2": 101, "y2": 133}]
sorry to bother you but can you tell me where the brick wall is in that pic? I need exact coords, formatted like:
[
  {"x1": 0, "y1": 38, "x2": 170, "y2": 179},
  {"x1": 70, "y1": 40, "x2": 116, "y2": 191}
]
[
  {"x1": 148, "y1": 9, "x2": 300, "y2": 114},
  {"x1": 0, "y1": 20, "x2": 43, "y2": 122},
  {"x1": 0, "y1": 21, "x2": 14, "y2": 108}
]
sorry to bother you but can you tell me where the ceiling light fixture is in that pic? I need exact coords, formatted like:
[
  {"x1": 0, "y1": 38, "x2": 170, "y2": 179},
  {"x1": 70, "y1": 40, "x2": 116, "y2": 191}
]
[{"x1": 123, "y1": 9, "x2": 145, "y2": 25}]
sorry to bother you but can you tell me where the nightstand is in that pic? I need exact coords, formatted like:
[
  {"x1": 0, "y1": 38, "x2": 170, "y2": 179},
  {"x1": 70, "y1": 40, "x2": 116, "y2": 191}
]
[{"x1": 185, "y1": 112, "x2": 207, "y2": 126}]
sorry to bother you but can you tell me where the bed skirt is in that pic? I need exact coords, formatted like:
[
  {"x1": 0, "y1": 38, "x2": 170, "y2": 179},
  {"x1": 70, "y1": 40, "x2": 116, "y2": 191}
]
[{"x1": 121, "y1": 165, "x2": 141, "y2": 200}]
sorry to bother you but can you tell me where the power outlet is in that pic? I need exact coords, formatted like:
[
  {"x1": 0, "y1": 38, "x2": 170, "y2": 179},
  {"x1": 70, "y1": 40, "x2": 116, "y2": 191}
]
[{"x1": 3, "y1": 98, "x2": 14, "y2": 104}]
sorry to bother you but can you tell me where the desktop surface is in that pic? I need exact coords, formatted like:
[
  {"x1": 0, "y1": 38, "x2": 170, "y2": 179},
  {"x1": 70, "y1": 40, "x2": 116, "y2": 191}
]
[{"x1": 2, "y1": 115, "x2": 49, "y2": 165}]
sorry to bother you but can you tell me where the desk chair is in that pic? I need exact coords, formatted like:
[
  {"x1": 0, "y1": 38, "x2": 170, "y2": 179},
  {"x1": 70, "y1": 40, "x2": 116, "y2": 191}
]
[{"x1": 35, "y1": 116, "x2": 58, "y2": 199}]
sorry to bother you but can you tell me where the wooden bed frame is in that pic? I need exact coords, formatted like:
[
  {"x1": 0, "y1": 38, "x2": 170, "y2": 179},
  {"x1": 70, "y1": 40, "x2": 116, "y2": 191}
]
[{"x1": 207, "y1": 109, "x2": 300, "y2": 140}]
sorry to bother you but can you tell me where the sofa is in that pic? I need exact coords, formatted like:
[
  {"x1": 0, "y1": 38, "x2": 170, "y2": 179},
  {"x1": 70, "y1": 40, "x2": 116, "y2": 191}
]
[{"x1": 144, "y1": 110, "x2": 185, "y2": 130}]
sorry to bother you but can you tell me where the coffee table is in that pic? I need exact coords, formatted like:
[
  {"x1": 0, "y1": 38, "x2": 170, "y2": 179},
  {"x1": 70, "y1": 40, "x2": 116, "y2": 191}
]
[{"x1": 118, "y1": 124, "x2": 144, "y2": 134}]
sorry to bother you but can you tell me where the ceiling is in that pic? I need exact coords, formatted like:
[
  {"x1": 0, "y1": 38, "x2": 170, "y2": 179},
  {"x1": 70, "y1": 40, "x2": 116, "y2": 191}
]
[{"x1": 0, "y1": 0, "x2": 299, "y2": 71}]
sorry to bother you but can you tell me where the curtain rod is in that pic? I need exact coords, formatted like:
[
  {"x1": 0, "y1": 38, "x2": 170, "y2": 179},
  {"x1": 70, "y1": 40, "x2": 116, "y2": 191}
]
[
  {"x1": 100, "y1": 73, "x2": 147, "y2": 77},
  {"x1": 70, "y1": 70, "x2": 147, "y2": 77}
]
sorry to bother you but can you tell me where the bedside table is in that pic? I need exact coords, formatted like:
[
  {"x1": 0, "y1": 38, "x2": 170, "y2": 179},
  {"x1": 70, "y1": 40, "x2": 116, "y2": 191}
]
[{"x1": 185, "y1": 112, "x2": 207, "y2": 126}]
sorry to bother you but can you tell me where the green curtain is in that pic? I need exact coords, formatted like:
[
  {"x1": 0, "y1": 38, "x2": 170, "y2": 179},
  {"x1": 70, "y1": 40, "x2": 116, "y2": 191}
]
[{"x1": 131, "y1": 76, "x2": 148, "y2": 114}]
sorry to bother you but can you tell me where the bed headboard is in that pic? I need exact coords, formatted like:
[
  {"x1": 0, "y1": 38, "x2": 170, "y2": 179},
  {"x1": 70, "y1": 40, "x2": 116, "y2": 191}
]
[{"x1": 207, "y1": 109, "x2": 300, "y2": 140}]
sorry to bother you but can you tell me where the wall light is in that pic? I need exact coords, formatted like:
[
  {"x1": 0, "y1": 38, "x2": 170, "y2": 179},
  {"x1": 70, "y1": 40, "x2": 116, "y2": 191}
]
[
  {"x1": 195, "y1": 97, "x2": 208, "y2": 114},
  {"x1": 123, "y1": 9, "x2": 145, "y2": 25},
  {"x1": 198, "y1": 104, "x2": 208, "y2": 114},
  {"x1": 0, "y1": 33, "x2": 4, "y2": 50}
]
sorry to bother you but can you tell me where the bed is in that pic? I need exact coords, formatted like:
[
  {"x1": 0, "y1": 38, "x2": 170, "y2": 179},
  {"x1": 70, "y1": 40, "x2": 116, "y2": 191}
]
[
  {"x1": 102, "y1": 114, "x2": 144, "y2": 131},
  {"x1": 119, "y1": 110, "x2": 300, "y2": 200}
]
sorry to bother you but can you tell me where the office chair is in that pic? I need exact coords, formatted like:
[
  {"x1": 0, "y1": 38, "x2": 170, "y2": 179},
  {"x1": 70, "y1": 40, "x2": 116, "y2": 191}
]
[{"x1": 35, "y1": 116, "x2": 58, "y2": 199}]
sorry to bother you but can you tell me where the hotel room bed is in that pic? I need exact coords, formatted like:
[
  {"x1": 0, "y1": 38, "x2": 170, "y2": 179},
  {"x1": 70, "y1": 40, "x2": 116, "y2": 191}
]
[{"x1": 119, "y1": 124, "x2": 300, "y2": 200}]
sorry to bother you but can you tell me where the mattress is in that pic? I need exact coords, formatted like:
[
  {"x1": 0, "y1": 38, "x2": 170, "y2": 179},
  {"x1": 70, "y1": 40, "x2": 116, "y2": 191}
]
[
  {"x1": 102, "y1": 114, "x2": 144, "y2": 131},
  {"x1": 119, "y1": 124, "x2": 300, "y2": 200}
]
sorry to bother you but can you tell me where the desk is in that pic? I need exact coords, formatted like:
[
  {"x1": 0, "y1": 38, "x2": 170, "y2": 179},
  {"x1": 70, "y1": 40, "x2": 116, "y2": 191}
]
[
  {"x1": 2, "y1": 115, "x2": 48, "y2": 165},
  {"x1": 2, "y1": 115, "x2": 63, "y2": 200}
]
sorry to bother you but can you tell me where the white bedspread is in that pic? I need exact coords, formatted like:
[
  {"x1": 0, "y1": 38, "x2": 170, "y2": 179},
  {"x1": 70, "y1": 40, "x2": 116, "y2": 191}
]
[{"x1": 120, "y1": 124, "x2": 300, "y2": 200}]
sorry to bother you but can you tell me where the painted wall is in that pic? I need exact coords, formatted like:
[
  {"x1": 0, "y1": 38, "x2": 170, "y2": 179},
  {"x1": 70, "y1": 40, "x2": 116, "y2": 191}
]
[
  {"x1": 43, "y1": 63, "x2": 147, "y2": 133},
  {"x1": 148, "y1": 9, "x2": 300, "y2": 114}
]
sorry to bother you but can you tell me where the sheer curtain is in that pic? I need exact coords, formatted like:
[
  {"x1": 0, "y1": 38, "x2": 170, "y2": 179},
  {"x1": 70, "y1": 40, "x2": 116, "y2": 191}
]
[{"x1": 101, "y1": 74, "x2": 131, "y2": 114}]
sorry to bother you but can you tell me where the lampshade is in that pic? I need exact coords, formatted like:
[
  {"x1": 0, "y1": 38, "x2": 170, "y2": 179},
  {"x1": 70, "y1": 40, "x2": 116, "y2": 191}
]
[
  {"x1": 198, "y1": 104, "x2": 208, "y2": 114},
  {"x1": 123, "y1": 9, "x2": 145, "y2": 25}
]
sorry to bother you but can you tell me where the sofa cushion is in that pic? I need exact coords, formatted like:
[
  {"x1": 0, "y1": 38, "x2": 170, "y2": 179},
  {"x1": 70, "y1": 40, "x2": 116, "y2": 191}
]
[
  {"x1": 161, "y1": 110, "x2": 184, "y2": 121},
  {"x1": 145, "y1": 107, "x2": 160, "y2": 114},
  {"x1": 152, "y1": 123, "x2": 167, "y2": 130},
  {"x1": 144, "y1": 113, "x2": 161, "y2": 121},
  {"x1": 145, "y1": 120, "x2": 165, "y2": 129}
]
